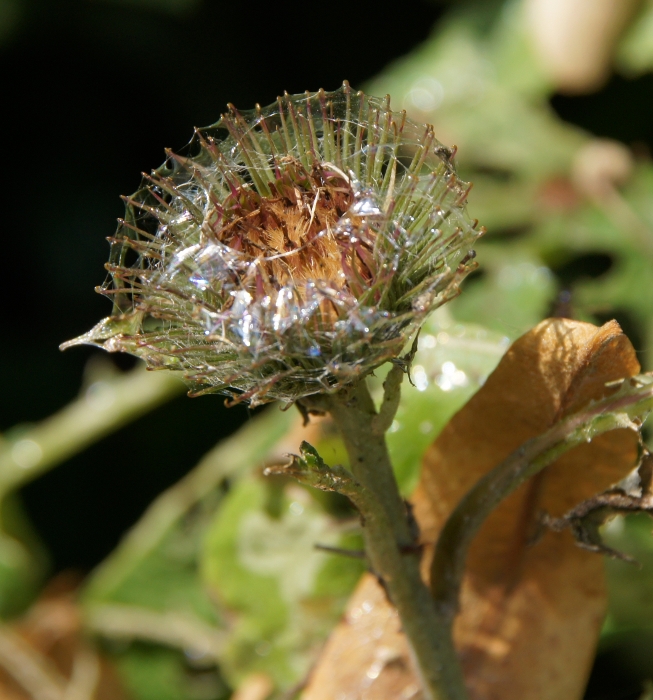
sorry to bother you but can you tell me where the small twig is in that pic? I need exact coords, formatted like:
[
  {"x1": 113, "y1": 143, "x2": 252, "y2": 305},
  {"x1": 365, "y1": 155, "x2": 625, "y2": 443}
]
[
  {"x1": 64, "y1": 646, "x2": 100, "y2": 700},
  {"x1": 264, "y1": 441, "x2": 377, "y2": 515},
  {"x1": 543, "y1": 450, "x2": 653, "y2": 561},
  {"x1": 431, "y1": 374, "x2": 653, "y2": 623},
  {"x1": 0, "y1": 623, "x2": 66, "y2": 700},
  {"x1": 85, "y1": 604, "x2": 227, "y2": 663},
  {"x1": 371, "y1": 363, "x2": 404, "y2": 435}
]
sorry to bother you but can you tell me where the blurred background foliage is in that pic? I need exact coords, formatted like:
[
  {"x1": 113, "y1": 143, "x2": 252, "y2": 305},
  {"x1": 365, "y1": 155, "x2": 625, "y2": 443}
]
[{"x1": 3, "y1": 0, "x2": 653, "y2": 698}]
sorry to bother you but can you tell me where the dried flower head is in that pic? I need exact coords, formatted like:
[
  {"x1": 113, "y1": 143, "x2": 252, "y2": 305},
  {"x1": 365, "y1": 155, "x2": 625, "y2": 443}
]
[{"x1": 63, "y1": 83, "x2": 483, "y2": 406}]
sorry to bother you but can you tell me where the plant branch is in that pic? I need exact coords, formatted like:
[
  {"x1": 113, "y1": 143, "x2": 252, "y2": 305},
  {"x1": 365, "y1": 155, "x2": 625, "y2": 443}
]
[
  {"x1": 301, "y1": 379, "x2": 468, "y2": 700},
  {"x1": 543, "y1": 449, "x2": 653, "y2": 561},
  {"x1": 431, "y1": 374, "x2": 653, "y2": 623},
  {"x1": 371, "y1": 362, "x2": 404, "y2": 436},
  {"x1": 0, "y1": 364, "x2": 183, "y2": 499},
  {"x1": 85, "y1": 604, "x2": 226, "y2": 662},
  {"x1": 371, "y1": 334, "x2": 418, "y2": 436},
  {"x1": 64, "y1": 645, "x2": 100, "y2": 700}
]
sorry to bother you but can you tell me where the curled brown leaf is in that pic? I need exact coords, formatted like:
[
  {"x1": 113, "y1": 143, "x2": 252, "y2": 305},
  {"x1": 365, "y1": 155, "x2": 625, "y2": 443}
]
[{"x1": 303, "y1": 319, "x2": 641, "y2": 700}]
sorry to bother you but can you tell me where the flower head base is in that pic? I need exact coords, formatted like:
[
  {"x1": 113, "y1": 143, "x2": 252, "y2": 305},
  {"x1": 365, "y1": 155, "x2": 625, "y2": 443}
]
[{"x1": 63, "y1": 83, "x2": 483, "y2": 406}]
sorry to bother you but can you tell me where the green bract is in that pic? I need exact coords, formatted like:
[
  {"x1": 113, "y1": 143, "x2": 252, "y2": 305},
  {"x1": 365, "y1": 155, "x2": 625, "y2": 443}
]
[{"x1": 63, "y1": 83, "x2": 483, "y2": 405}]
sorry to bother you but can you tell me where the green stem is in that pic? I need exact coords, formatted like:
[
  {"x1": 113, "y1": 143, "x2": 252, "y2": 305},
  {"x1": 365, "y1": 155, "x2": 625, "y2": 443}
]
[
  {"x1": 84, "y1": 604, "x2": 227, "y2": 662},
  {"x1": 0, "y1": 364, "x2": 183, "y2": 499},
  {"x1": 431, "y1": 374, "x2": 653, "y2": 623},
  {"x1": 320, "y1": 379, "x2": 468, "y2": 700},
  {"x1": 84, "y1": 405, "x2": 293, "y2": 601}
]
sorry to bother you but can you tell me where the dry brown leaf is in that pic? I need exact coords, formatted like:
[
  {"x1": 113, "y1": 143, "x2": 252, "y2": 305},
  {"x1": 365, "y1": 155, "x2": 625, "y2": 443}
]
[
  {"x1": 303, "y1": 319, "x2": 641, "y2": 700},
  {"x1": 0, "y1": 574, "x2": 128, "y2": 700},
  {"x1": 230, "y1": 672, "x2": 274, "y2": 700}
]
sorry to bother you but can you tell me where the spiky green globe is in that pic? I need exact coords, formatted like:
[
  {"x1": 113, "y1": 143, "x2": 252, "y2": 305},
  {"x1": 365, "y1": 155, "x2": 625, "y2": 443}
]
[{"x1": 63, "y1": 83, "x2": 483, "y2": 406}]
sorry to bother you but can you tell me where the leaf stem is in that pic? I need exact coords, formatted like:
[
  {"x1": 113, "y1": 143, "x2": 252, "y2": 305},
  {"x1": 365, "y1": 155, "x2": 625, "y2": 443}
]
[{"x1": 431, "y1": 374, "x2": 653, "y2": 623}]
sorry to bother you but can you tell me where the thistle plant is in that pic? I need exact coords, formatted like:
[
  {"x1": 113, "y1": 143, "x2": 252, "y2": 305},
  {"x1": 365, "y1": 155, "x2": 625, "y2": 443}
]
[
  {"x1": 63, "y1": 82, "x2": 481, "y2": 407},
  {"x1": 64, "y1": 83, "x2": 483, "y2": 700}
]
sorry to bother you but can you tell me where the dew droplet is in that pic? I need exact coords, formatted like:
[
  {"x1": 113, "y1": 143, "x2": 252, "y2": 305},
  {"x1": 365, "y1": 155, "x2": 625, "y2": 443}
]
[
  {"x1": 255, "y1": 641, "x2": 271, "y2": 656},
  {"x1": 366, "y1": 661, "x2": 383, "y2": 680},
  {"x1": 289, "y1": 501, "x2": 304, "y2": 516},
  {"x1": 85, "y1": 381, "x2": 116, "y2": 411},
  {"x1": 412, "y1": 365, "x2": 429, "y2": 391},
  {"x1": 12, "y1": 440, "x2": 42, "y2": 469}
]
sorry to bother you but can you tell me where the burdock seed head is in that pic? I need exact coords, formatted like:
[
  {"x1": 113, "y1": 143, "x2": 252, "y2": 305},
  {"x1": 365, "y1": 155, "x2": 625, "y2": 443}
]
[{"x1": 63, "y1": 83, "x2": 484, "y2": 406}]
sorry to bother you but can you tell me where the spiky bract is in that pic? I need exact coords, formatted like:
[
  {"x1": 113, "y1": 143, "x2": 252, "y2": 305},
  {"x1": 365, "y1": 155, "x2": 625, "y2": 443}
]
[{"x1": 64, "y1": 83, "x2": 483, "y2": 405}]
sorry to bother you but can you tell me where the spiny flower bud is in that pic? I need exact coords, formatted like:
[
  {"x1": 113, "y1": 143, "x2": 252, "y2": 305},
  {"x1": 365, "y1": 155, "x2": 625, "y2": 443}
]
[{"x1": 63, "y1": 83, "x2": 483, "y2": 406}]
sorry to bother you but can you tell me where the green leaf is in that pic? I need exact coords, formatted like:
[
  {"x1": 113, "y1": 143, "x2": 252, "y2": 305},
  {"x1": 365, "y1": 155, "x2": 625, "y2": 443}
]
[
  {"x1": 526, "y1": 163, "x2": 653, "y2": 367},
  {"x1": 115, "y1": 643, "x2": 230, "y2": 700},
  {"x1": 201, "y1": 477, "x2": 364, "y2": 690},
  {"x1": 0, "y1": 493, "x2": 48, "y2": 618},
  {"x1": 365, "y1": 12, "x2": 584, "y2": 179},
  {"x1": 82, "y1": 407, "x2": 299, "y2": 695},
  {"x1": 603, "y1": 514, "x2": 653, "y2": 633},
  {"x1": 447, "y1": 244, "x2": 557, "y2": 339},
  {"x1": 379, "y1": 311, "x2": 510, "y2": 493},
  {"x1": 617, "y1": 0, "x2": 653, "y2": 76}
]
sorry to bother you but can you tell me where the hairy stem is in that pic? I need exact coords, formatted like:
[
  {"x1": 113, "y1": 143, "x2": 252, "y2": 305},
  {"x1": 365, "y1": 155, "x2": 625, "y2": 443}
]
[
  {"x1": 317, "y1": 379, "x2": 468, "y2": 700},
  {"x1": 431, "y1": 374, "x2": 653, "y2": 623}
]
